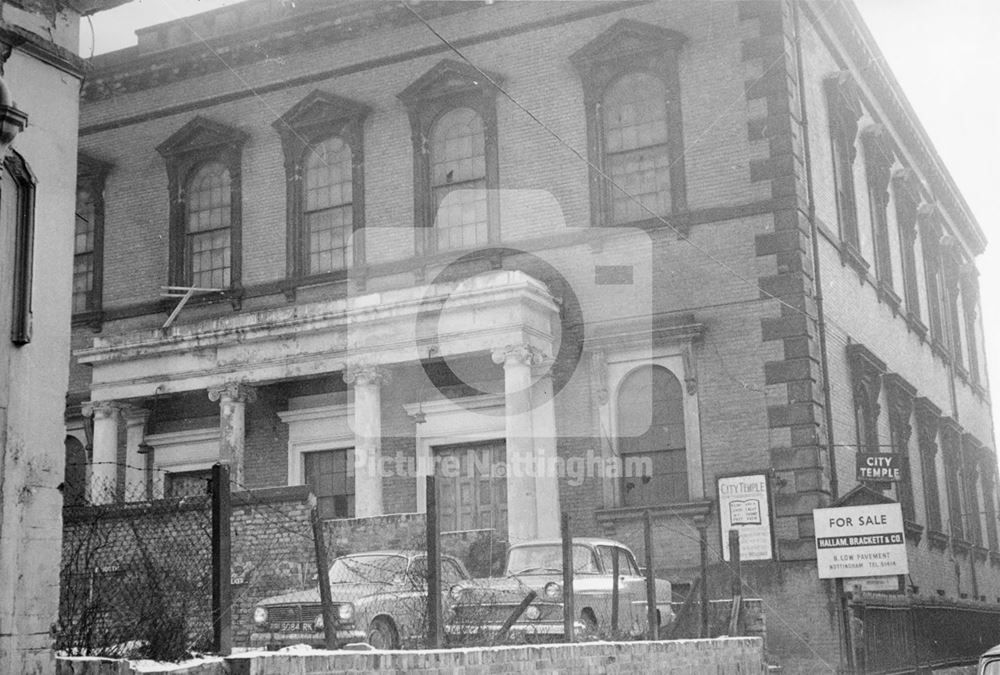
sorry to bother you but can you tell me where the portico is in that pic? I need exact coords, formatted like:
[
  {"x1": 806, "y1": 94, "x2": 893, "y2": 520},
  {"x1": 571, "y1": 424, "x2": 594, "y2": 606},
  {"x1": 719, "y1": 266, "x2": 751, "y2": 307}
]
[{"x1": 76, "y1": 270, "x2": 563, "y2": 539}]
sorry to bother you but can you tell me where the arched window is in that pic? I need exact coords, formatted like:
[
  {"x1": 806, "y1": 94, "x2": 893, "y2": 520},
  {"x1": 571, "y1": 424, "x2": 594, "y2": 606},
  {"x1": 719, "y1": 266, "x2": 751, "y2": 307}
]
[
  {"x1": 572, "y1": 20, "x2": 687, "y2": 227},
  {"x1": 602, "y1": 73, "x2": 671, "y2": 225},
  {"x1": 273, "y1": 90, "x2": 369, "y2": 283},
  {"x1": 617, "y1": 365, "x2": 688, "y2": 505},
  {"x1": 429, "y1": 107, "x2": 487, "y2": 251},
  {"x1": 399, "y1": 59, "x2": 501, "y2": 255},
  {"x1": 304, "y1": 136, "x2": 353, "y2": 274},
  {"x1": 185, "y1": 161, "x2": 231, "y2": 289},
  {"x1": 157, "y1": 116, "x2": 246, "y2": 291}
]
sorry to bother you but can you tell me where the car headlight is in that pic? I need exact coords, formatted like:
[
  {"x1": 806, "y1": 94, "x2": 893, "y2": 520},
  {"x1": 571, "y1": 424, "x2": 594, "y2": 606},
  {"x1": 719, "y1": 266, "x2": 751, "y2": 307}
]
[
  {"x1": 524, "y1": 605, "x2": 541, "y2": 621},
  {"x1": 313, "y1": 614, "x2": 324, "y2": 632},
  {"x1": 544, "y1": 581, "x2": 562, "y2": 599},
  {"x1": 253, "y1": 607, "x2": 268, "y2": 626},
  {"x1": 337, "y1": 603, "x2": 354, "y2": 623},
  {"x1": 450, "y1": 584, "x2": 467, "y2": 601}
]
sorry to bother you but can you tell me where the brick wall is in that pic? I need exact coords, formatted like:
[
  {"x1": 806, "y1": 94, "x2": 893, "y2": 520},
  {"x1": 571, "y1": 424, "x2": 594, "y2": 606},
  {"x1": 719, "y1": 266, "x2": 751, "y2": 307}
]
[{"x1": 57, "y1": 637, "x2": 767, "y2": 675}]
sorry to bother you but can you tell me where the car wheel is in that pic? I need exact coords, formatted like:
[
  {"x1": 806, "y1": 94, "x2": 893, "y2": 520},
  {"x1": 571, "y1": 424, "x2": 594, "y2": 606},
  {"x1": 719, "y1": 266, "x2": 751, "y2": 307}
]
[{"x1": 367, "y1": 617, "x2": 399, "y2": 650}]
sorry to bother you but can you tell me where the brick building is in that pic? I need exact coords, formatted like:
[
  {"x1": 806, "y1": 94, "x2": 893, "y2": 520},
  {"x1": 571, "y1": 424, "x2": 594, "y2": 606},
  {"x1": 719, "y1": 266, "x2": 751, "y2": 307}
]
[{"x1": 66, "y1": 0, "x2": 999, "y2": 670}]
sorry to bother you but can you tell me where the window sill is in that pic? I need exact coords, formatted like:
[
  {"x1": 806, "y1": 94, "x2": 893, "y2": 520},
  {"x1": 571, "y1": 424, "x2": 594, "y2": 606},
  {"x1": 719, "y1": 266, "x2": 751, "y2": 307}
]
[
  {"x1": 839, "y1": 242, "x2": 870, "y2": 281},
  {"x1": 281, "y1": 271, "x2": 350, "y2": 300},
  {"x1": 876, "y1": 282, "x2": 901, "y2": 315},
  {"x1": 927, "y1": 529, "x2": 949, "y2": 550},
  {"x1": 952, "y1": 537, "x2": 973, "y2": 554},
  {"x1": 904, "y1": 520, "x2": 924, "y2": 544},
  {"x1": 72, "y1": 309, "x2": 104, "y2": 332},
  {"x1": 930, "y1": 339, "x2": 950, "y2": 362},
  {"x1": 161, "y1": 286, "x2": 244, "y2": 314},
  {"x1": 955, "y1": 365, "x2": 970, "y2": 385},
  {"x1": 596, "y1": 499, "x2": 712, "y2": 524},
  {"x1": 905, "y1": 313, "x2": 928, "y2": 341}
]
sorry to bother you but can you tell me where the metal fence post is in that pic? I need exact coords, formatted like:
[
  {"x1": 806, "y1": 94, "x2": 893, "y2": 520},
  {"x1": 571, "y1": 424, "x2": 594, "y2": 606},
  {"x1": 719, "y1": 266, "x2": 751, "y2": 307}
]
[
  {"x1": 699, "y1": 521, "x2": 709, "y2": 638},
  {"x1": 310, "y1": 503, "x2": 337, "y2": 649},
  {"x1": 561, "y1": 512, "x2": 575, "y2": 642},
  {"x1": 728, "y1": 529, "x2": 742, "y2": 636},
  {"x1": 644, "y1": 510, "x2": 658, "y2": 640},
  {"x1": 210, "y1": 463, "x2": 232, "y2": 655},
  {"x1": 426, "y1": 474, "x2": 442, "y2": 648},
  {"x1": 611, "y1": 546, "x2": 620, "y2": 635}
]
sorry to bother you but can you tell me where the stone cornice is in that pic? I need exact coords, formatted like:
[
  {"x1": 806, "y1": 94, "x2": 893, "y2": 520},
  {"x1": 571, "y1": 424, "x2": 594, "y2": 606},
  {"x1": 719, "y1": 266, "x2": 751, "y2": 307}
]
[{"x1": 81, "y1": 2, "x2": 478, "y2": 102}]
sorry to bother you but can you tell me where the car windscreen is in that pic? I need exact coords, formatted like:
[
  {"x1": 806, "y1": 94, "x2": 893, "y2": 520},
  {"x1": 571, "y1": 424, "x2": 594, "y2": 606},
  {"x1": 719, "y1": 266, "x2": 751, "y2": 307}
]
[
  {"x1": 506, "y1": 544, "x2": 599, "y2": 575},
  {"x1": 329, "y1": 555, "x2": 408, "y2": 584}
]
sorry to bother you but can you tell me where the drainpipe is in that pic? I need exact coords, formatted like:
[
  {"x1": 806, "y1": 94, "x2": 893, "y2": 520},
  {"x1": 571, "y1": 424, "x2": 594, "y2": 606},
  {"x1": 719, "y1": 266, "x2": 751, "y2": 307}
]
[
  {"x1": 791, "y1": 3, "x2": 849, "y2": 671},
  {"x1": 791, "y1": 3, "x2": 838, "y2": 501}
]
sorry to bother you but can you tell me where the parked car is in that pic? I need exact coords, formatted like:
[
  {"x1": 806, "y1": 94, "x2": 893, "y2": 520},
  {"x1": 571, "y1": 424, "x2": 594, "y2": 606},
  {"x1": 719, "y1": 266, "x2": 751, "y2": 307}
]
[
  {"x1": 250, "y1": 550, "x2": 471, "y2": 649},
  {"x1": 448, "y1": 537, "x2": 673, "y2": 642},
  {"x1": 980, "y1": 643, "x2": 1000, "y2": 674}
]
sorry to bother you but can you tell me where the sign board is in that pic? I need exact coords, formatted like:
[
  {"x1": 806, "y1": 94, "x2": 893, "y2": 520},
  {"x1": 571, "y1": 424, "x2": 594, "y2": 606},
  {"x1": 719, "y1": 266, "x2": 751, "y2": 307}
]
[
  {"x1": 855, "y1": 453, "x2": 904, "y2": 483},
  {"x1": 718, "y1": 473, "x2": 774, "y2": 562},
  {"x1": 843, "y1": 576, "x2": 902, "y2": 593},
  {"x1": 813, "y1": 503, "x2": 908, "y2": 578}
]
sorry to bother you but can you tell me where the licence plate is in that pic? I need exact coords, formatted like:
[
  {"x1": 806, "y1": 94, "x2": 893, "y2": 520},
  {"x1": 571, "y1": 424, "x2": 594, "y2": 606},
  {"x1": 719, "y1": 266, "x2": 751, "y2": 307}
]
[{"x1": 277, "y1": 621, "x2": 304, "y2": 632}]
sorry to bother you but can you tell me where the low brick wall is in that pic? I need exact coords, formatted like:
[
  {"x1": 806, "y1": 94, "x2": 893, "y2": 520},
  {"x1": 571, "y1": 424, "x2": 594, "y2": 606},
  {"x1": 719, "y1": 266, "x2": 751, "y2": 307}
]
[{"x1": 58, "y1": 637, "x2": 766, "y2": 674}]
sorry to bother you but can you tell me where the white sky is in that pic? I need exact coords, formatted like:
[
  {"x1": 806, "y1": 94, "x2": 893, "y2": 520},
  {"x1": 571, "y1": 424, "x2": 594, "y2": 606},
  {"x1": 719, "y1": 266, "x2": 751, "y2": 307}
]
[{"x1": 80, "y1": 1, "x2": 1000, "y2": 439}]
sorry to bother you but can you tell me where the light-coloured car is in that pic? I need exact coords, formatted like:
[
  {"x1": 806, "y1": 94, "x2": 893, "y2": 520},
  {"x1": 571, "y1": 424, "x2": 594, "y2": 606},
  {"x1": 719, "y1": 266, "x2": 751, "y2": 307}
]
[
  {"x1": 250, "y1": 550, "x2": 471, "y2": 649},
  {"x1": 448, "y1": 537, "x2": 673, "y2": 642}
]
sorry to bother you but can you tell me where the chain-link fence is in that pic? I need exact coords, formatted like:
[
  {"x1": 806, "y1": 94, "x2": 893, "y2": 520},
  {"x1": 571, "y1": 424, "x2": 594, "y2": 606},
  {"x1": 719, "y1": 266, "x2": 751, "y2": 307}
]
[
  {"x1": 57, "y1": 476, "x2": 213, "y2": 660},
  {"x1": 57, "y1": 466, "x2": 766, "y2": 661}
]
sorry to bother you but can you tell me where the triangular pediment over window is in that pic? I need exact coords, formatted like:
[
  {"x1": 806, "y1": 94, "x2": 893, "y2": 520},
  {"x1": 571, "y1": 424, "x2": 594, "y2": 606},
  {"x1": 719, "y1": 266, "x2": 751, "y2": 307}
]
[
  {"x1": 397, "y1": 59, "x2": 502, "y2": 104},
  {"x1": 156, "y1": 116, "x2": 248, "y2": 158},
  {"x1": 273, "y1": 90, "x2": 371, "y2": 136},
  {"x1": 571, "y1": 18, "x2": 687, "y2": 66},
  {"x1": 78, "y1": 152, "x2": 112, "y2": 181}
]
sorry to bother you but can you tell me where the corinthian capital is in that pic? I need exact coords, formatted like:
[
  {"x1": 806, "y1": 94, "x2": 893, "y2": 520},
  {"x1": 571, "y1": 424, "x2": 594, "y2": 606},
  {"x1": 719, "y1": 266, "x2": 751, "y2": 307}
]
[
  {"x1": 343, "y1": 364, "x2": 391, "y2": 387},
  {"x1": 81, "y1": 400, "x2": 121, "y2": 419},
  {"x1": 491, "y1": 344, "x2": 546, "y2": 368},
  {"x1": 207, "y1": 382, "x2": 257, "y2": 404}
]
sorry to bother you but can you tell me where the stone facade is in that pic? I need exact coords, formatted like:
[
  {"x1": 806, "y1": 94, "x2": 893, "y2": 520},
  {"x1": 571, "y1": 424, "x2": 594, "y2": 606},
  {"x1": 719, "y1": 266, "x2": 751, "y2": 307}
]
[{"x1": 65, "y1": 1, "x2": 998, "y2": 672}]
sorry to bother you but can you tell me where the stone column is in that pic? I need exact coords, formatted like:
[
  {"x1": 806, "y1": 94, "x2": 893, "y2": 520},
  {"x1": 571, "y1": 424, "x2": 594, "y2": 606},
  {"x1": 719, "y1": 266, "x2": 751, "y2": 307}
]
[
  {"x1": 122, "y1": 407, "x2": 151, "y2": 501},
  {"x1": 530, "y1": 368, "x2": 560, "y2": 539},
  {"x1": 492, "y1": 344, "x2": 544, "y2": 542},
  {"x1": 344, "y1": 365, "x2": 390, "y2": 518},
  {"x1": 82, "y1": 401, "x2": 120, "y2": 504},
  {"x1": 207, "y1": 382, "x2": 257, "y2": 487}
]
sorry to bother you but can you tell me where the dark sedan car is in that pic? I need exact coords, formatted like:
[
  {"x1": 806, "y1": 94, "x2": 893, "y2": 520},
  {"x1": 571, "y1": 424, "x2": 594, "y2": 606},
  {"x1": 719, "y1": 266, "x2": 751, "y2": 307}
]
[{"x1": 250, "y1": 550, "x2": 471, "y2": 649}]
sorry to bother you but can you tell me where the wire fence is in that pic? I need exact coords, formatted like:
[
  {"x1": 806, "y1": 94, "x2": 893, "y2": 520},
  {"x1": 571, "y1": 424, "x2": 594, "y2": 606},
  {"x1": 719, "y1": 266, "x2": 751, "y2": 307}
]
[
  {"x1": 57, "y1": 465, "x2": 767, "y2": 662},
  {"x1": 56, "y1": 477, "x2": 213, "y2": 660}
]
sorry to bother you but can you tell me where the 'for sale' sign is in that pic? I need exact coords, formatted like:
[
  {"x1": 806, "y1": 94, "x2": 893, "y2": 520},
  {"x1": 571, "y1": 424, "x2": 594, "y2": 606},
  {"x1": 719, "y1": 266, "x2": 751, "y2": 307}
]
[{"x1": 813, "y1": 503, "x2": 908, "y2": 579}]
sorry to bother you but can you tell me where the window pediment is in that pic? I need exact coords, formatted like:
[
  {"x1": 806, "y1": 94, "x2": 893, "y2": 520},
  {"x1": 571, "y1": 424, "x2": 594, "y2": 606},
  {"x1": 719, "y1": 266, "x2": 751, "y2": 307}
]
[
  {"x1": 273, "y1": 90, "x2": 370, "y2": 150},
  {"x1": 570, "y1": 18, "x2": 687, "y2": 69},
  {"x1": 78, "y1": 152, "x2": 112, "y2": 183},
  {"x1": 156, "y1": 116, "x2": 248, "y2": 159},
  {"x1": 397, "y1": 59, "x2": 502, "y2": 105},
  {"x1": 824, "y1": 71, "x2": 864, "y2": 123}
]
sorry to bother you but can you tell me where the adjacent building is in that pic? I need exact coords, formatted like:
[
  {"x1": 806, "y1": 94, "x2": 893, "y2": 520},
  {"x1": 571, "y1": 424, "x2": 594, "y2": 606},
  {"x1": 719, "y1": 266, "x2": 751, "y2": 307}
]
[
  {"x1": 0, "y1": 1, "x2": 127, "y2": 672},
  {"x1": 66, "y1": 0, "x2": 999, "y2": 670}
]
